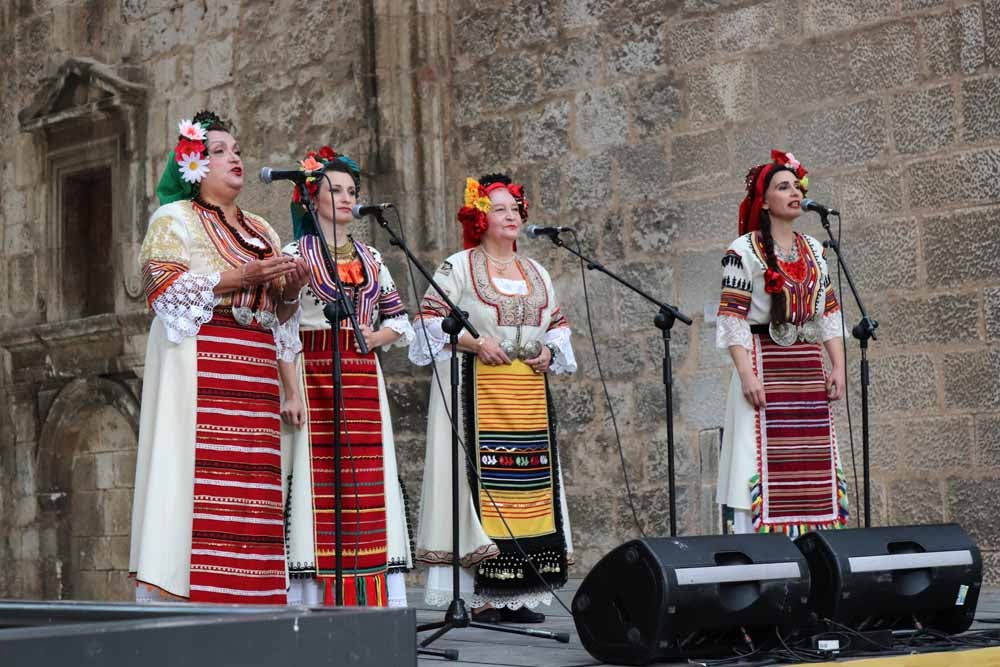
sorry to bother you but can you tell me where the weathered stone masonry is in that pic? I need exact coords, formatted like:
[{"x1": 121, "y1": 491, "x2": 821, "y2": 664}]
[{"x1": 1, "y1": 0, "x2": 999, "y2": 599}]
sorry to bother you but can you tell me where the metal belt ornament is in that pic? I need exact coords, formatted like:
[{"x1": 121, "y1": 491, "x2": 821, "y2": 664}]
[{"x1": 769, "y1": 317, "x2": 821, "y2": 347}]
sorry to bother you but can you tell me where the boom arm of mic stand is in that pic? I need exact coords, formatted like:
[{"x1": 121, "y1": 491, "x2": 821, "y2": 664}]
[
  {"x1": 545, "y1": 231, "x2": 690, "y2": 537},
  {"x1": 372, "y1": 212, "x2": 479, "y2": 340},
  {"x1": 546, "y1": 234, "x2": 692, "y2": 325},
  {"x1": 301, "y1": 180, "x2": 369, "y2": 354}
]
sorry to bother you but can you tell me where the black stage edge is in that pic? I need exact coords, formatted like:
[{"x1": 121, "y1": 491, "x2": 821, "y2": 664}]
[{"x1": 0, "y1": 600, "x2": 415, "y2": 666}]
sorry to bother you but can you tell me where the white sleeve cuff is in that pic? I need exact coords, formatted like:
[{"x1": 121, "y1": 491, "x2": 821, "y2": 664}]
[
  {"x1": 544, "y1": 327, "x2": 577, "y2": 374},
  {"x1": 152, "y1": 271, "x2": 221, "y2": 343},
  {"x1": 820, "y1": 310, "x2": 845, "y2": 341},
  {"x1": 272, "y1": 307, "x2": 303, "y2": 362},
  {"x1": 381, "y1": 315, "x2": 415, "y2": 350},
  {"x1": 408, "y1": 317, "x2": 452, "y2": 366},
  {"x1": 716, "y1": 315, "x2": 752, "y2": 350}
]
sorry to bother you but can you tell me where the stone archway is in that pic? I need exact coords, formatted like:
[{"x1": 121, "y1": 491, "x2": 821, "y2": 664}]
[{"x1": 36, "y1": 377, "x2": 139, "y2": 600}]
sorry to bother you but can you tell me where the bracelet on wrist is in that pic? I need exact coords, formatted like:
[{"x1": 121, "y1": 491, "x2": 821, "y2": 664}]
[{"x1": 281, "y1": 293, "x2": 300, "y2": 305}]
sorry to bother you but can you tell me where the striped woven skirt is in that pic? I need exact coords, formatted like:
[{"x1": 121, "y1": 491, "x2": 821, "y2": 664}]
[
  {"x1": 190, "y1": 309, "x2": 287, "y2": 603},
  {"x1": 463, "y1": 356, "x2": 568, "y2": 597},
  {"x1": 301, "y1": 327, "x2": 388, "y2": 607},
  {"x1": 751, "y1": 335, "x2": 848, "y2": 536}
]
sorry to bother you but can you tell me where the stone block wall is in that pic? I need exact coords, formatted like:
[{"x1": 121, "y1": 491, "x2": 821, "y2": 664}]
[{"x1": 0, "y1": 0, "x2": 998, "y2": 600}]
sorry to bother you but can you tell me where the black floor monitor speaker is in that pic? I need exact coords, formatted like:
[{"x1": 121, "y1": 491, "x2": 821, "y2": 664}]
[
  {"x1": 572, "y1": 534, "x2": 810, "y2": 665},
  {"x1": 794, "y1": 523, "x2": 982, "y2": 634}
]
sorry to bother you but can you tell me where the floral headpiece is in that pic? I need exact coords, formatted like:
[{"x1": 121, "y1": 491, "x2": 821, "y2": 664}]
[
  {"x1": 737, "y1": 149, "x2": 809, "y2": 236},
  {"x1": 288, "y1": 145, "x2": 362, "y2": 239},
  {"x1": 155, "y1": 110, "x2": 222, "y2": 206},
  {"x1": 456, "y1": 173, "x2": 528, "y2": 249}
]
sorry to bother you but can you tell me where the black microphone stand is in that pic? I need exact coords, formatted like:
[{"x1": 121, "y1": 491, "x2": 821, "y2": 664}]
[
  {"x1": 367, "y1": 209, "x2": 570, "y2": 660},
  {"x1": 297, "y1": 180, "x2": 370, "y2": 606},
  {"x1": 818, "y1": 213, "x2": 878, "y2": 528},
  {"x1": 541, "y1": 231, "x2": 691, "y2": 536}
]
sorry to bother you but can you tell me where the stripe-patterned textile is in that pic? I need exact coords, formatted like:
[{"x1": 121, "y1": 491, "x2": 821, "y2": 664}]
[
  {"x1": 750, "y1": 232, "x2": 824, "y2": 326},
  {"x1": 718, "y1": 250, "x2": 752, "y2": 319},
  {"x1": 190, "y1": 309, "x2": 287, "y2": 603},
  {"x1": 300, "y1": 326, "x2": 388, "y2": 607},
  {"x1": 465, "y1": 357, "x2": 568, "y2": 596},
  {"x1": 142, "y1": 258, "x2": 187, "y2": 307},
  {"x1": 751, "y1": 335, "x2": 848, "y2": 536},
  {"x1": 298, "y1": 236, "x2": 383, "y2": 326}
]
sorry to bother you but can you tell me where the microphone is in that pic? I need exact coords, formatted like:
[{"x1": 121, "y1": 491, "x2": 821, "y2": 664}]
[
  {"x1": 800, "y1": 198, "x2": 840, "y2": 217},
  {"x1": 526, "y1": 225, "x2": 574, "y2": 238},
  {"x1": 259, "y1": 166, "x2": 328, "y2": 184},
  {"x1": 351, "y1": 203, "x2": 394, "y2": 219}
]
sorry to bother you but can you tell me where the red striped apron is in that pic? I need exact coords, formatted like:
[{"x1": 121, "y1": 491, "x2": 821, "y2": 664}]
[
  {"x1": 189, "y1": 309, "x2": 287, "y2": 603},
  {"x1": 301, "y1": 325, "x2": 388, "y2": 607}
]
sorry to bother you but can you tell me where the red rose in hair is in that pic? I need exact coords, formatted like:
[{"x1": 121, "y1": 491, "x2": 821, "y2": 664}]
[
  {"x1": 318, "y1": 145, "x2": 336, "y2": 160},
  {"x1": 174, "y1": 138, "x2": 205, "y2": 162},
  {"x1": 507, "y1": 183, "x2": 529, "y2": 221},
  {"x1": 457, "y1": 206, "x2": 486, "y2": 232},
  {"x1": 764, "y1": 269, "x2": 785, "y2": 294}
]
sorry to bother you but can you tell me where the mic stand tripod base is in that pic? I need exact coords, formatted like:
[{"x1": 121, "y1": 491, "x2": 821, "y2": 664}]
[{"x1": 415, "y1": 313, "x2": 571, "y2": 657}]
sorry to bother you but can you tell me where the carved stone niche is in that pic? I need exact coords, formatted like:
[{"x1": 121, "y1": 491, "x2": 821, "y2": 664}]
[
  {"x1": 35, "y1": 377, "x2": 141, "y2": 601},
  {"x1": 18, "y1": 57, "x2": 148, "y2": 323}
]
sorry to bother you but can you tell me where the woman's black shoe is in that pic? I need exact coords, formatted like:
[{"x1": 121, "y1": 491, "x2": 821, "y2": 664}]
[
  {"x1": 470, "y1": 607, "x2": 501, "y2": 623},
  {"x1": 499, "y1": 606, "x2": 546, "y2": 624}
]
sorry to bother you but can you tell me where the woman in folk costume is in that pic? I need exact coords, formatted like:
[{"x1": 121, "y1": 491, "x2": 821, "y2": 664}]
[
  {"x1": 278, "y1": 146, "x2": 415, "y2": 607},
  {"x1": 716, "y1": 149, "x2": 848, "y2": 537},
  {"x1": 409, "y1": 174, "x2": 577, "y2": 624},
  {"x1": 130, "y1": 111, "x2": 309, "y2": 603}
]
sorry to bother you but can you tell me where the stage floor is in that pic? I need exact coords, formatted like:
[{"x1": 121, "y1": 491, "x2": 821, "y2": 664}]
[{"x1": 412, "y1": 580, "x2": 1000, "y2": 666}]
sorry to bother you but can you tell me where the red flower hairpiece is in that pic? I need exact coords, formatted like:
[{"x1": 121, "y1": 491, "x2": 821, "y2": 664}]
[
  {"x1": 769, "y1": 149, "x2": 808, "y2": 181},
  {"x1": 764, "y1": 268, "x2": 785, "y2": 294}
]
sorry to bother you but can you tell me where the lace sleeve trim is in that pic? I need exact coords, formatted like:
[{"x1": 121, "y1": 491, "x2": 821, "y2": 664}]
[
  {"x1": 151, "y1": 271, "x2": 221, "y2": 343},
  {"x1": 543, "y1": 327, "x2": 577, "y2": 374},
  {"x1": 408, "y1": 317, "x2": 451, "y2": 366},
  {"x1": 381, "y1": 315, "x2": 415, "y2": 350},
  {"x1": 272, "y1": 307, "x2": 303, "y2": 362},
  {"x1": 717, "y1": 315, "x2": 752, "y2": 350},
  {"x1": 820, "y1": 310, "x2": 845, "y2": 341}
]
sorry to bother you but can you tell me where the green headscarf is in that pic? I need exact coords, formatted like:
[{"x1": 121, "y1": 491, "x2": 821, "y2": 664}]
[
  {"x1": 156, "y1": 156, "x2": 195, "y2": 205},
  {"x1": 155, "y1": 111, "x2": 223, "y2": 206}
]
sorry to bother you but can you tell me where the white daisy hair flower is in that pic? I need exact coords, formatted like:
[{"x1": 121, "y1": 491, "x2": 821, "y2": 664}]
[{"x1": 177, "y1": 152, "x2": 210, "y2": 183}]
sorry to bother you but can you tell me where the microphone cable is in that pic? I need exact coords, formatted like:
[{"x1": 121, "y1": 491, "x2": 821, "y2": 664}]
[
  {"x1": 829, "y1": 213, "x2": 861, "y2": 528},
  {"x1": 570, "y1": 231, "x2": 646, "y2": 539}
]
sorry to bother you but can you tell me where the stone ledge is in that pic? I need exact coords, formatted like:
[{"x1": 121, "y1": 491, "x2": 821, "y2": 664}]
[{"x1": 0, "y1": 311, "x2": 152, "y2": 352}]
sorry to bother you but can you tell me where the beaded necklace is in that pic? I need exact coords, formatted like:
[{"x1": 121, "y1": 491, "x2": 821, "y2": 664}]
[{"x1": 194, "y1": 197, "x2": 271, "y2": 260}]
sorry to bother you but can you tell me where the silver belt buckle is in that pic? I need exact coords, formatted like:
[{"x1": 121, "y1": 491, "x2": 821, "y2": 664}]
[
  {"x1": 798, "y1": 319, "x2": 820, "y2": 344},
  {"x1": 769, "y1": 319, "x2": 819, "y2": 347},
  {"x1": 499, "y1": 339, "x2": 543, "y2": 360},
  {"x1": 232, "y1": 306, "x2": 254, "y2": 326},
  {"x1": 768, "y1": 322, "x2": 797, "y2": 347},
  {"x1": 256, "y1": 310, "x2": 277, "y2": 329}
]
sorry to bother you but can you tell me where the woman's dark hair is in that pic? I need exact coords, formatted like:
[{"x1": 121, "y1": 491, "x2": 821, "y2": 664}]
[
  {"x1": 193, "y1": 110, "x2": 231, "y2": 135},
  {"x1": 327, "y1": 159, "x2": 361, "y2": 191},
  {"x1": 756, "y1": 165, "x2": 794, "y2": 326}
]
